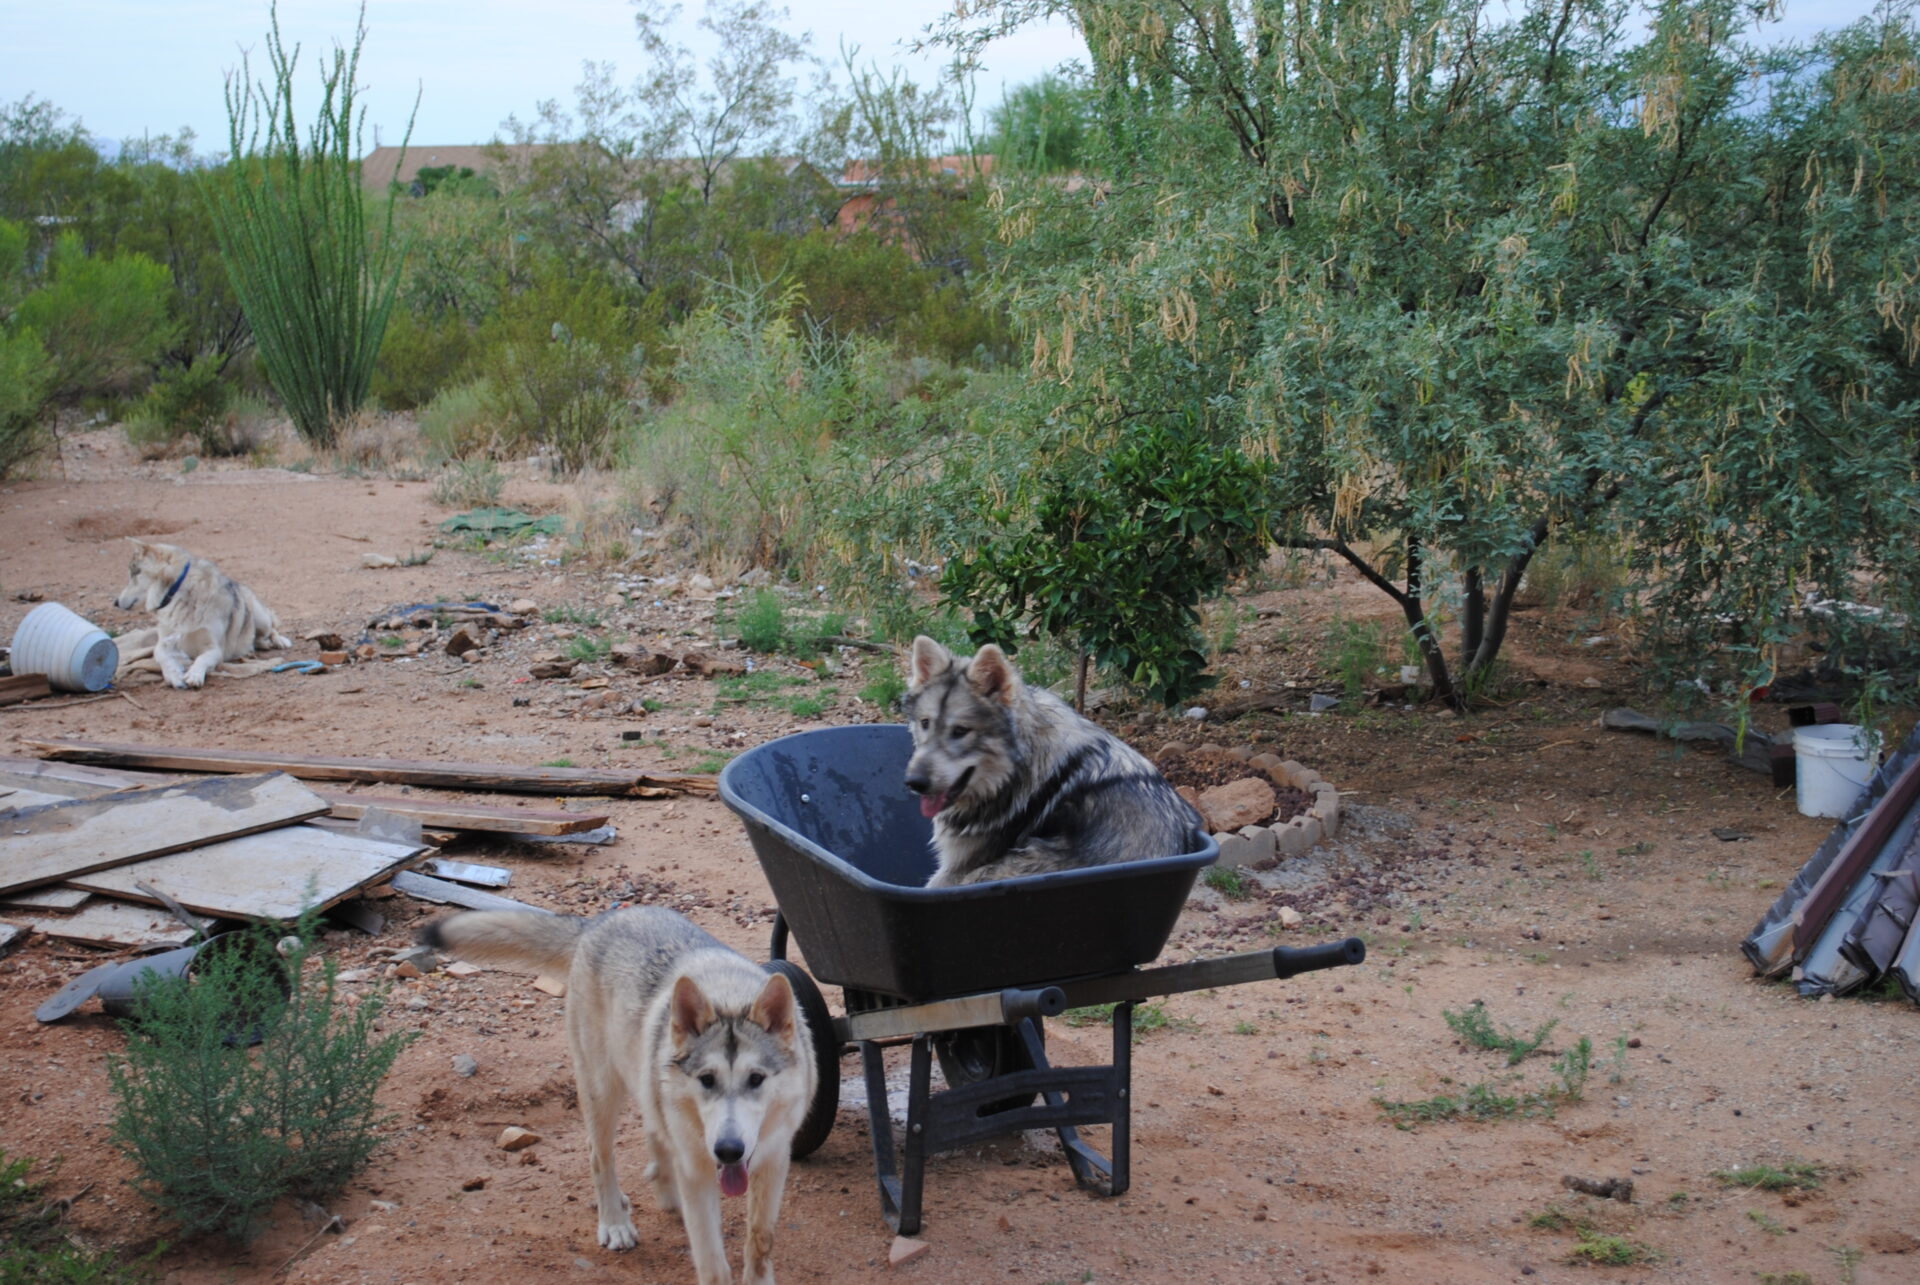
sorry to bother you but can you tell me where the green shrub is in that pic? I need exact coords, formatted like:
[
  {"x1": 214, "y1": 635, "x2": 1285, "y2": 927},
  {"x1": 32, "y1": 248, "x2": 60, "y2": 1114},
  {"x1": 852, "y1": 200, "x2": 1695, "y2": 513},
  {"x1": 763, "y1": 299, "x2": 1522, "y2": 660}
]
[
  {"x1": 124, "y1": 361, "x2": 243, "y2": 457},
  {"x1": 0, "y1": 327, "x2": 53, "y2": 479},
  {"x1": 106, "y1": 923, "x2": 415, "y2": 1242},
  {"x1": 373, "y1": 308, "x2": 474, "y2": 410},
  {"x1": 418, "y1": 379, "x2": 501, "y2": 460},
  {"x1": 474, "y1": 268, "x2": 638, "y2": 471},
  {"x1": 13, "y1": 232, "x2": 178, "y2": 401},
  {"x1": 733, "y1": 590, "x2": 789, "y2": 653},
  {"x1": 429, "y1": 457, "x2": 504, "y2": 508}
]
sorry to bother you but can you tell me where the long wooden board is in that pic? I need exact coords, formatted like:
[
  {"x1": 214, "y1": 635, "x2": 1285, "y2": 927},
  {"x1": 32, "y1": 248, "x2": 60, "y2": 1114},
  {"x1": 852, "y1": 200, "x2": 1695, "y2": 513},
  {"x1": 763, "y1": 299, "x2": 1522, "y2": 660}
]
[
  {"x1": 12, "y1": 897, "x2": 212, "y2": 948},
  {"x1": 27, "y1": 738, "x2": 716, "y2": 797},
  {"x1": 68, "y1": 825, "x2": 429, "y2": 922},
  {"x1": 0, "y1": 772, "x2": 327, "y2": 895},
  {"x1": 317, "y1": 792, "x2": 608, "y2": 836}
]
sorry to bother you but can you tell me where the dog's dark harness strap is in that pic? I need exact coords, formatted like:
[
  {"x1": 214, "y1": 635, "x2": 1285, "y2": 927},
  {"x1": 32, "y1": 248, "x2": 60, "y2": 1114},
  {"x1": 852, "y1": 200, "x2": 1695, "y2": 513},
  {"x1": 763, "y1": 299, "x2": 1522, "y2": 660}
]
[
  {"x1": 157, "y1": 561, "x2": 191, "y2": 610},
  {"x1": 957, "y1": 743, "x2": 1103, "y2": 852}
]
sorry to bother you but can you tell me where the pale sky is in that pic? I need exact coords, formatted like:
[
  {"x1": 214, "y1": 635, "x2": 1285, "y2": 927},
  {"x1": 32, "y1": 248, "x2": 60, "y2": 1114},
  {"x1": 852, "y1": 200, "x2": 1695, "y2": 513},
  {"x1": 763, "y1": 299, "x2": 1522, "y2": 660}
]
[
  {"x1": 0, "y1": 0, "x2": 1085, "y2": 155},
  {"x1": 0, "y1": 0, "x2": 1894, "y2": 157}
]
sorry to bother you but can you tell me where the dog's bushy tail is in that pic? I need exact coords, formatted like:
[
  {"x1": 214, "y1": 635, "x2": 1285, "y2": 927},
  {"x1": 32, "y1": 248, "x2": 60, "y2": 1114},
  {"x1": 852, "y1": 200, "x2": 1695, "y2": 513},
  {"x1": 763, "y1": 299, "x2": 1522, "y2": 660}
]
[{"x1": 420, "y1": 910, "x2": 583, "y2": 975}]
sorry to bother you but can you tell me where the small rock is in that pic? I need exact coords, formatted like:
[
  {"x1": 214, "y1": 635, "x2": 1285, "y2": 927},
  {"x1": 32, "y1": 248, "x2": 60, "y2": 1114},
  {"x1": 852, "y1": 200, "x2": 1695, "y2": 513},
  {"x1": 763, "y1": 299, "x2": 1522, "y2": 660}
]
[
  {"x1": 508, "y1": 599, "x2": 539, "y2": 617},
  {"x1": 446, "y1": 960, "x2": 483, "y2": 977},
  {"x1": 405, "y1": 994, "x2": 430, "y2": 1011},
  {"x1": 532, "y1": 974, "x2": 567, "y2": 997},
  {"x1": 680, "y1": 650, "x2": 746, "y2": 678},
  {"x1": 1195, "y1": 778, "x2": 1276, "y2": 832},
  {"x1": 445, "y1": 625, "x2": 483, "y2": 658},
  {"x1": 529, "y1": 659, "x2": 578, "y2": 680},
  {"x1": 452, "y1": 1053, "x2": 479, "y2": 1078},
  {"x1": 1183, "y1": 706, "x2": 1209, "y2": 722},
  {"x1": 318, "y1": 649, "x2": 349, "y2": 666},
  {"x1": 609, "y1": 644, "x2": 676, "y2": 676},
  {"x1": 1309, "y1": 693, "x2": 1340, "y2": 713},
  {"x1": 334, "y1": 968, "x2": 374, "y2": 983},
  {"x1": 461, "y1": 1176, "x2": 487, "y2": 1191},
  {"x1": 1275, "y1": 906, "x2": 1304, "y2": 929},
  {"x1": 391, "y1": 944, "x2": 440, "y2": 973},
  {"x1": 393, "y1": 961, "x2": 424, "y2": 980},
  {"x1": 360, "y1": 552, "x2": 401, "y2": 569},
  {"x1": 498, "y1": 1126, "x2": 541, "y2": 1151},
  {"x1": 888, "y1": 1235, "x2": 929, "y2": 1268}
]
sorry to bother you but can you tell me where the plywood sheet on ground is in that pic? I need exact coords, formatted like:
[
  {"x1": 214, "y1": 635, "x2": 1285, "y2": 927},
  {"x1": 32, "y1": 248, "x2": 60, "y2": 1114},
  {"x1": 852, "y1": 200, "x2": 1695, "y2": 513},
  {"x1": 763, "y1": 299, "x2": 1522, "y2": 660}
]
[
  {"x1": 69, "y1": 826, "x2": 429, "y2": 922},
  {"x1": 12, "y1": 898, "x2": 212, "y2": 948},
  {"x1": 0, "y1": 773, "x2": 327, "y2": 894},
  {"x1": 0, "y1": 886, "x2": 91, "y2": 913}
]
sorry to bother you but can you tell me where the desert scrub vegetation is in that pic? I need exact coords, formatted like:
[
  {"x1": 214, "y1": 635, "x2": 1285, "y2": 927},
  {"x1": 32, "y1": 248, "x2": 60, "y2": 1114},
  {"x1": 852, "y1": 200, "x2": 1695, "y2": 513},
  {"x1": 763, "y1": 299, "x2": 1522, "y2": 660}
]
[
  {"x1": 1375, "y1": 1005, "x2": 1598, "y2": 1127},
  {"x1": 107, "y1": 922, "x2": 414, "y2": 1242},
  {"x1": 205, "y1": 7, "x2": 408, "y2": 448}
]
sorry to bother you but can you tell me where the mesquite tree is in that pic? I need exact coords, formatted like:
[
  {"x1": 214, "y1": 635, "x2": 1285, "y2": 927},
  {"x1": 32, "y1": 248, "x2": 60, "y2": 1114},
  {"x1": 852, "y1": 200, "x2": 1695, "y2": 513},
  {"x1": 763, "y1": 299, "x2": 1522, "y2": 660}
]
[
  {"x1": 207, "y1": 3, "x2": 411, "y2": 447},
  {"x1": 946, "y1": 0, "x2": 1920, "y2": 708}
]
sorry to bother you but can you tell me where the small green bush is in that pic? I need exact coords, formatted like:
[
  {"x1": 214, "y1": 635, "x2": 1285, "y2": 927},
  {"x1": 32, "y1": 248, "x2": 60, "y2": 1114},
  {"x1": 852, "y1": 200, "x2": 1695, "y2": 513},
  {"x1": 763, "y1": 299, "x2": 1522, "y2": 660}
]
[
  {"x1": 1443, "y1": 1001, "x2": 1558, "y2": 1066},
  {"x1": 107, "y1": 923, "x2": 415, "y2": 1242},
  {"x1": 0, "y1": 327, "x2": 54, "y2": 479},
  {"x1": 429, "y1": 457, "x2": 504, "y2": 508},
  {"x1": 474, "y1": 268, "x2": 638, "y2": 471},
  {"x1": 14, "y1": 231, "x2": 179, "y2": 401},
  {"x1": 733, "y1": 590, "x2": 789, "y2": 653},
  {"x1": 417, "y1": 380, "x2": 500, "y2": 460},
  {"x1": 373, "y1": 308, "x2": 474, "y2": 411}
]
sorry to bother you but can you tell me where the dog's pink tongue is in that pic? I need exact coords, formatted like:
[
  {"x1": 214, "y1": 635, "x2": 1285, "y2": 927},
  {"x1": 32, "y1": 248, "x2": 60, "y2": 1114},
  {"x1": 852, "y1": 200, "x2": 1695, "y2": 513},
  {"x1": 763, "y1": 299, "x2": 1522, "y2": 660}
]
[
  {"x1": 719, "y1": 1162, "x2": 749, "y2": 1198},
  {"x1": 919, "y1": 791, "x2": 947, "y2": 819}
]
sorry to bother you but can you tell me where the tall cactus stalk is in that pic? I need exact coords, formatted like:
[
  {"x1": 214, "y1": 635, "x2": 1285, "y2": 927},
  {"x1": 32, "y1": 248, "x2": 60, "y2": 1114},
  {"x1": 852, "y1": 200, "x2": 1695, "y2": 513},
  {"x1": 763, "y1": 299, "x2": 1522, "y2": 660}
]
[{"x1": 206, "y1": 2, "x2": 412, "y2": 447}]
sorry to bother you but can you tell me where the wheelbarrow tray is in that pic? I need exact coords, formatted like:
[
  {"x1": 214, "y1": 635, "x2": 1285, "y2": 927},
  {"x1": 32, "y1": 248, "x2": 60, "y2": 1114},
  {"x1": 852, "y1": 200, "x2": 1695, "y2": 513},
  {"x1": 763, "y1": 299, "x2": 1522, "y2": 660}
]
[{"x1": 719, "y1": 725, "x2": 1217, "y2": 1001}]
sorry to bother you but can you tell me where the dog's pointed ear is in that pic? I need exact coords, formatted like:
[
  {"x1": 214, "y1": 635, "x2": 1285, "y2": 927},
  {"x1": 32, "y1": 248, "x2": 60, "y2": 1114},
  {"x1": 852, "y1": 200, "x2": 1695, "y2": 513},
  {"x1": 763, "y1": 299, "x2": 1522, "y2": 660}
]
[
  {"x1": 670, "y1": 975, "x2": 716, "y2": 1040},
  {"x1": 907, "y1": 635, "x2": 952, "y2": 690},
  {"x1": 125, "y1": 537, "x2": 151, "y2": 554},
  {"x1": 967, "y1": 644, "x2": 1021, "y2": 706},
  {"x1": 749, "y1": 971, "x2": 797, "y2": 1040}
]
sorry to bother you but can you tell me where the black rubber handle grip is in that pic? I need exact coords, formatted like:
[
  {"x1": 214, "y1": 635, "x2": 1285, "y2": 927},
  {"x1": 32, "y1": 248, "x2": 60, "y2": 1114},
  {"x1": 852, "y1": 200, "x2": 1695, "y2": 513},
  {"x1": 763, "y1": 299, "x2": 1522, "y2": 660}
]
[
  {"x1": 1001, "y1": 986, "x2": 1067, "y2": 1022},
  {"x1": 1270, "y1": 937, "x2": 1366, "y2": 979}
]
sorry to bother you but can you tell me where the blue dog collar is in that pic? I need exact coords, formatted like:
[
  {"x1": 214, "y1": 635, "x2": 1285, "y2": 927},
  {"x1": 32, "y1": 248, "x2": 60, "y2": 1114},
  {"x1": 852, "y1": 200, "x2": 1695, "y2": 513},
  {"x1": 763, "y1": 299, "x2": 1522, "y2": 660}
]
[{"x1": 158, "y1": 561, "x2": 191, "y2": 610}]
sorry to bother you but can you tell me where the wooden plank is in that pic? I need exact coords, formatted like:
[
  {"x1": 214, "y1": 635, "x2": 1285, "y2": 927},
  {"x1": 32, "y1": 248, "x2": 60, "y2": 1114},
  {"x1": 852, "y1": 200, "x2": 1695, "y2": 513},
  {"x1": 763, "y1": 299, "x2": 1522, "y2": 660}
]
[
  {"x1": 28, "y1": 738, "x2": 717, "y2": 797},
  {"x1": 0, "y1": 772, "x2": 328, "y2": 895},
  {"x1": 391, "y1": 869, "x2": 547, "y2": 913},
  {"x1": 0, "y1": 886, "x2": 92, "y2": 913},
  {"x1": 0, "y1": 675, "x2": 52, "y2": 707},
  {"x1": 12, "y1": 898, "x2": 213, "y2": 949},
  {"x1": 318, "y1": 792, "x2": 608, "y2": 836},
  {"x1": 67, "y1": 825, "x2": 428, "y2": 922}
]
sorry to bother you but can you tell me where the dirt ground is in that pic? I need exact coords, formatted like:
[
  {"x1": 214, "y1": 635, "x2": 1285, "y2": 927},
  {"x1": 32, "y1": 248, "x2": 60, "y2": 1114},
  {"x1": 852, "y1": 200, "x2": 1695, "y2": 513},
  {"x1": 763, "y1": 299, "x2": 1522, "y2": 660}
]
[{"x1": 2, "y1": 430, "x2": 1917, "y2": 1285}]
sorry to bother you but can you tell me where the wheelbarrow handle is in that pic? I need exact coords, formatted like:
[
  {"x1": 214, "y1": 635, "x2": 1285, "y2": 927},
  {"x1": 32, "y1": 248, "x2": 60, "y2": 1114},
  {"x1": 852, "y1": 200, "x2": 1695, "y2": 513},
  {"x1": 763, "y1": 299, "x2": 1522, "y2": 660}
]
[
  {"x1": 1270, "y1": 937, "x2": 1366, "y2": 979},
  {"x1": 999, "y1": 985, "x2": 1067, "y2": 1024}
]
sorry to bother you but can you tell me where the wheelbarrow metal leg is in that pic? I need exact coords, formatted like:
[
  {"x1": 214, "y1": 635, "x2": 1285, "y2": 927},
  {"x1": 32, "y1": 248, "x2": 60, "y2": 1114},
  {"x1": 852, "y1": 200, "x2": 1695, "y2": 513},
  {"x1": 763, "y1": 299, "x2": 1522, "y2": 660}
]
[
  {"x1": 861, "y1": 1039, "x2": 905, "y2": 1233},
  {"x1": 861, "y1": 1035, "x2": 933, "y2": 1236}
]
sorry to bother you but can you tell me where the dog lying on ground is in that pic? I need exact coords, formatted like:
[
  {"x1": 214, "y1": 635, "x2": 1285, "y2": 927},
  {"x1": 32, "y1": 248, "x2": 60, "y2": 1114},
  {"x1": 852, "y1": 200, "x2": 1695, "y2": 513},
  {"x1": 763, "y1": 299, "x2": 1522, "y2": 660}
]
[
  {"x1": 423, "y1": 907, "x2": 815, "y2": 1285},
  {"x1": 113, "y1": 538, "x2": 290, "y2": 688},
  {"x1": 903, "y1": 635, "x2": 1207, "y2": 887}
]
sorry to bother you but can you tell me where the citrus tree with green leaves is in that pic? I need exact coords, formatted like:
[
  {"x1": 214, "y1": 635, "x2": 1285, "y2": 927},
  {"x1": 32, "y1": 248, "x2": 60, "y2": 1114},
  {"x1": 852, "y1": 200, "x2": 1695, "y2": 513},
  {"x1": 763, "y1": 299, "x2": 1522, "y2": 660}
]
[{"x1": 943, "y1": 0, "x2": 1920, "y2": 709}]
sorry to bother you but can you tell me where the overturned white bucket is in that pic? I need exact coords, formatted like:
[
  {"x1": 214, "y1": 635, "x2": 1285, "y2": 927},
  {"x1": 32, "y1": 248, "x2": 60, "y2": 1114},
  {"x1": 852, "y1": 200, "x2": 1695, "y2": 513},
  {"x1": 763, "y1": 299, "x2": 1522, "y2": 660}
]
[
  {"x1": 1793, "y1": 722, "x2": 1880, "y2": 819},
  {"x1": 9, "y1": 602, "x2": 119, "y2": 692}
]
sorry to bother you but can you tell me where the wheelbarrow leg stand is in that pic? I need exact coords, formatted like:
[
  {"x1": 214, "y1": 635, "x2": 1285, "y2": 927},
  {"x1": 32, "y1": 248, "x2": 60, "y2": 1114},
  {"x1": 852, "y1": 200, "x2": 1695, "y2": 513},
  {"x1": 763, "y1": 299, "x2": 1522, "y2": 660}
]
[
  {"x1": 861, "y1": 1035, "x2": 933, "y2": 1235},
  {"x1": 860, "y1": 1006, "x2": 1135, "y2": 1236}
]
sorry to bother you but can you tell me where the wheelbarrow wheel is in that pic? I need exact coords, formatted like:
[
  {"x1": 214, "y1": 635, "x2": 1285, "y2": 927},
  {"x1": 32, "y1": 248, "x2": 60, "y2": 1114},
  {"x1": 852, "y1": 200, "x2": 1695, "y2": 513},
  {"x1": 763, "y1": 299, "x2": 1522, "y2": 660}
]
[
  {"x1": 933, "y1": 1022, "x2": 1046, "y2": 1114},
  {"x1": 763, "y1": 959, "x2": 840, "y2": 1159}
]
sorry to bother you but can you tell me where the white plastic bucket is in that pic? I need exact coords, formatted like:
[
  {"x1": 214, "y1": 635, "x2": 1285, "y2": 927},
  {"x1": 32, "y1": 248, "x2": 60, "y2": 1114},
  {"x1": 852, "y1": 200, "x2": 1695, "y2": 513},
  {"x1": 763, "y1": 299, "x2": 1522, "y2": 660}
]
[
  {"x1": 9, "y1": 602, "x2": 119, "y2": 692},
  {"x1": 1793, "y1": 722, "x2": 1880, "y2": 819}
]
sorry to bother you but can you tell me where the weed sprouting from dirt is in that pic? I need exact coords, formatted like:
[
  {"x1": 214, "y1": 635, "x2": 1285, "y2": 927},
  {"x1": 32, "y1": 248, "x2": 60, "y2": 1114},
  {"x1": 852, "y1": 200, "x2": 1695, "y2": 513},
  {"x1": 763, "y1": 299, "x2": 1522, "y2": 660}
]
[
  {"x1": 1204, "y1": 866, "x2": 1256, "y2": 901},
  {"x1": 1566, "y1": 1229, "x2": 1656, "y2": 1265},
  {"x1": 1443, "y1": 1001, "x2": 1558, "y2": 1065},
  {"x1": 1713, "y1": 1160, "x2": 1824, "y2": 1192}
]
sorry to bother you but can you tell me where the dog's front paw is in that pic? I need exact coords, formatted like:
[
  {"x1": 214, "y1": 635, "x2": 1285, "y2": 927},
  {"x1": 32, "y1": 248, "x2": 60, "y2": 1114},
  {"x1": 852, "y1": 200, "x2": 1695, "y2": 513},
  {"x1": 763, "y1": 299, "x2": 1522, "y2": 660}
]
[{"x1": 598, "y1": 1216, "x2": 640, "y2": 1251}]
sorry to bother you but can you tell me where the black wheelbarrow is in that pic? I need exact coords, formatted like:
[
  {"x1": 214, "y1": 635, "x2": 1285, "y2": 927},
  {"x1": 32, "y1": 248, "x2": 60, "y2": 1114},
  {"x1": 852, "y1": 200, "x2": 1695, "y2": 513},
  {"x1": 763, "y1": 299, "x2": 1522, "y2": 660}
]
[{"x1": 720, "y1": 724, "x2": 1364, "y2": 1234}]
